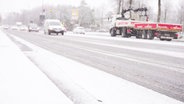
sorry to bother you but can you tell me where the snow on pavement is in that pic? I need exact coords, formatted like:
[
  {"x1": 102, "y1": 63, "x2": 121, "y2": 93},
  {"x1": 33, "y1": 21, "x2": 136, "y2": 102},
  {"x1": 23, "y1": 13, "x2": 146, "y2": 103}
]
[
  {"x1": 60, "y1": 37, "x2": 184, "y2": 59},
  {"x1": 66, "y1": 32, "x2": 184, "y2": 46},
  {"x1": 0, "y1": 30, "x2": 73, "y2": 104},
  {"x1": 9, "y1": 32, "x2": 184, "y2": 104}
]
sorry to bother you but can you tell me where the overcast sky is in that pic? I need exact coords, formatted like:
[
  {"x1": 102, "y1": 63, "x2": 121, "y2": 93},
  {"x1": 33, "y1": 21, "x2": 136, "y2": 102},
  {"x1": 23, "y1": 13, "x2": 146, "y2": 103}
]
[
  {"x1": 0, "y1": 0, "x2": 180, "y2": 18},
  {"x1": 0, "y1": 0, "x2": 110, "y2": 16}
]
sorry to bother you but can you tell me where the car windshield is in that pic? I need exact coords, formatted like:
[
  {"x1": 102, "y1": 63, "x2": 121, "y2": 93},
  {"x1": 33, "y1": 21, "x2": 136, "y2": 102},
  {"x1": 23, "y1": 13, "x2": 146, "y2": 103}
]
[
  {"x1": 78, "y1": 27, "x2": 84, "y2": 29},
  {"x1": 30, "y1": 24, "x2": 38, "y2": 27},
  {"x1": 49, "y1": 21, "x2": 61, "y2": 26}
]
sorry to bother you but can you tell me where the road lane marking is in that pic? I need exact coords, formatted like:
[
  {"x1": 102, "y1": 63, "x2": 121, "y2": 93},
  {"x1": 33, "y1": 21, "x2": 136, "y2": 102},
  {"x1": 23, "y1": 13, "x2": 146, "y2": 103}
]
[
  {"x1": 66, "y1": 32, "x2": 184, "y2": 47},
  {"x1": 62, "y1": 37, "x2": 184, "y2": 59},
  {"x1": 54, "y1": 41, "x2": 184, "y2": 74}
]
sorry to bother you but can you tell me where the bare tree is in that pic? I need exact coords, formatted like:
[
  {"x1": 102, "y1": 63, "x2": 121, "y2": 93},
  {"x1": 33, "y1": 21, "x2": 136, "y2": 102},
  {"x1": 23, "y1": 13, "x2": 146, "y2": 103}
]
[
  {"x1": 116, "y1": 0, "x2": 125, "y2": 14},
  {"x1": 157, "y1": 0, "x2": 161, "y2": 22},
  {"x1": 178, "y1": 0, "x2": 184, "y2": 24},
  {"x1": 0, "y1": 14, "x2": 2, "y2": 24},
  {"x1": 117, "y1": 0, "x2": 121, "y2": 14},
  {"x1": 162, "y1": 0, "x2": 170, "y2": 23},
  {"x1": 129, "y1": 0, "x2": 133, "y2": 8},
  {"x1": 129, "y1": 0, "x2": 133, "y2": 19},
  {"x1": 177, "y1": 0, "x2": 184, "y2": 31}
]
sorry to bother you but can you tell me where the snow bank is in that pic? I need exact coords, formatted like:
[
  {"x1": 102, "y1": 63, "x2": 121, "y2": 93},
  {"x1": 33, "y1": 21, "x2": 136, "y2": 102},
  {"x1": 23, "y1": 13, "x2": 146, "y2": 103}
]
[
  {"x1": 0, "y1": 31, "x2": 73, "y2": 104},
  {"x1": 9, "y1": 33, "x2": 102, "y2": 104}
]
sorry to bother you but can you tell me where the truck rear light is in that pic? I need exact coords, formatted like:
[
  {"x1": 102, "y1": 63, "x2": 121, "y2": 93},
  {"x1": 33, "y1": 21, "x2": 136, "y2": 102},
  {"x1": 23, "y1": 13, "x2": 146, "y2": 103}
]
[
  {"x1": 154, "y1": 32, "x2": 159, "y2": 36},
  {"x1": 127, "y1": 29, "x2": 131, "y2": 33},
  {"x1": 175, "y1": 34, "x2": 179, "y2": 37}
]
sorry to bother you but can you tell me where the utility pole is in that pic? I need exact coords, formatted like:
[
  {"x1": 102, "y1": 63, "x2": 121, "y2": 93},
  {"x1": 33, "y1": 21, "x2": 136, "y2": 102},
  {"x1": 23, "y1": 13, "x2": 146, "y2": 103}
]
[{"x1": 39, "y1": 0, "x2": 45, "y2": 26}]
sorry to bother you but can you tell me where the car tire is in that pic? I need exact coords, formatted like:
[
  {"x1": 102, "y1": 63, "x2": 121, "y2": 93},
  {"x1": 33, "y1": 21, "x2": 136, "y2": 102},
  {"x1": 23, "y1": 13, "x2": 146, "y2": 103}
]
[
  {"x1": 166, "y1": 39, "x2": 172, "y2": 41},
  {"x1": 159, "y1": 38, "x2": 165, "y2": 41},
  {"x1": 110, "y1": 28, "x2": 116, "y2": 37},
  {"x1": 61, "y1": 31, "x2": 64, "y2": 35},
  {"x1": 48, "y1": 30, "x2": 51, "y2": 35}
]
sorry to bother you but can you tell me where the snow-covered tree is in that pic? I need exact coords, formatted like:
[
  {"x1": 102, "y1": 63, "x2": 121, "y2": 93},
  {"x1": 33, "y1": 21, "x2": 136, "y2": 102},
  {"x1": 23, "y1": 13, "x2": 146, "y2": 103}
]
[
  {"x1": 178, "y1": 0, "x2": 184, "y2": 24},
  {"x1": 78, "y1": 0, "x2": 95, "y2": 27}
]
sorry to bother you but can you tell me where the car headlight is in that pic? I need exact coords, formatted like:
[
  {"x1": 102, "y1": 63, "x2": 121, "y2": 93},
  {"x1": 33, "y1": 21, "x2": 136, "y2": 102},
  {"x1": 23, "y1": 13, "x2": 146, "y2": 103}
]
[{"x1": 49, "y1": 27, "x2": 53, "y2": 30}]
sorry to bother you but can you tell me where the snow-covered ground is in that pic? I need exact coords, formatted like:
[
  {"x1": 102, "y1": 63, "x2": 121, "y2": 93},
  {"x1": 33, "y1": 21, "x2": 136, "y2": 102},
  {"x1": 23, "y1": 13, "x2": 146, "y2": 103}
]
[
  {"x1": 8, "y1": 31, "x2": 184, "y2": 104},
  {"x1": 0, "y1": 30, "x2": 73, "y2": 104}
]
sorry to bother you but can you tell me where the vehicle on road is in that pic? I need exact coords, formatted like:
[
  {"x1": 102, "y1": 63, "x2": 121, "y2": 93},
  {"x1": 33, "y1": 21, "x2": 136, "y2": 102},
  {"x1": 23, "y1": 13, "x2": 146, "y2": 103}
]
[
  {"x1": 2, "y1": 25, "x2": 9, "y2": 30},
  {"x1": 73, "y1": 27, "x2": 85, "y2": 34},
  {"x1": 19, "y1": 25, "x2": 28, "y2": 31},
  {"x1": 11, "y1": 26, "x2": 19, "y2": 30},
  {"x1": 109, "y1": 7, "x2": 183, "y2": 41},
  {"x1": 28, "y1": 23, "x2": 39, "y2": 32},
  {"x1": 44, "y1": 19, "x2": 65, "y2": 35}
]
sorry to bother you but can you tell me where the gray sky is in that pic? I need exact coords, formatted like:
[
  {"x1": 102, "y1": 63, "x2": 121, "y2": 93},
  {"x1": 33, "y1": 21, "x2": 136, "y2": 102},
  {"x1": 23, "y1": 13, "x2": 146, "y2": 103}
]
[
  {"x1": 0, "y1": 0, "x2": 180, "y2": 18},
  {"x1": 0, "y1": 0, "x2": 110, "y2": 16}
]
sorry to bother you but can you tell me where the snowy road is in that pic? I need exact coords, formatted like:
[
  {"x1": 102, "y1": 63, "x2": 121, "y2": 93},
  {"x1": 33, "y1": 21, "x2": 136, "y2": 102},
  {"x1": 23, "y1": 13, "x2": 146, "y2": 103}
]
[{"x1": 4, "y1": 30, "x2": 184, "y2": 102}]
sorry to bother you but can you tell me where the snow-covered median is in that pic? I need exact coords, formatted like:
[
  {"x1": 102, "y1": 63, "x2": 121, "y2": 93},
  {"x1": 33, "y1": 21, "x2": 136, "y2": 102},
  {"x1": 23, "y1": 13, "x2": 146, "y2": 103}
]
[
  {"x1": 0, "y1": 31, "x2": 73, "y2": 104},
  {"x1": 9, "y1": 33, "x2": 184, "y2": 104}
]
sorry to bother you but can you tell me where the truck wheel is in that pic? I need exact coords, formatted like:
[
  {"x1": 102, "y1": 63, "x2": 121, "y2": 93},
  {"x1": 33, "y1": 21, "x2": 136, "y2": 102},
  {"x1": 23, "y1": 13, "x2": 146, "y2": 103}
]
[
  {"x1": 110, "y1": 28, "x2": 116, "y2": 37},
  {"x1": 136, "y1": 35, "x2": 140, "y2": 39},
  {"x1": 159, "y1": 38, "x2": 165, "y2": 41},
  {"x1": 147, "y1": 31, "x2": 154, "y2": 40},
  {"x1": 142, "y1": 30, "x2": 148, "y2": 39},
  {"x1": 136, "y1": 31, "x2": 142, "y2": 39},
  {"x1": 149, "y1": 36, "x2": 154, "y2": 40},
  {"x1": 122, "y1": 27, "x2": 127, "y2": 37}
]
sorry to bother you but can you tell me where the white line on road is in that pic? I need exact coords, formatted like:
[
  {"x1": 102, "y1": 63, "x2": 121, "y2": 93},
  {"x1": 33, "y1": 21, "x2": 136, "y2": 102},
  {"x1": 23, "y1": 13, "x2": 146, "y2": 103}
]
[
  {"x1": 65, "y1": 44, "x2": 184, "y2": 74},
  {"x1": 65, "y1": 32, "x2": 184, "y2": 46},
  {"x1": 61, "y1": 37, "x2": 184, "y2": 59}
]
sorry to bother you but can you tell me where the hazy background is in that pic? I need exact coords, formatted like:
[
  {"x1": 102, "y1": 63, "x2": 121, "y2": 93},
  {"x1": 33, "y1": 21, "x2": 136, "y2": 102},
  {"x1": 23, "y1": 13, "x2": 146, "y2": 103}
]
[{"x1": 0, "y1": 0, "x2": 183, "y2": 30}]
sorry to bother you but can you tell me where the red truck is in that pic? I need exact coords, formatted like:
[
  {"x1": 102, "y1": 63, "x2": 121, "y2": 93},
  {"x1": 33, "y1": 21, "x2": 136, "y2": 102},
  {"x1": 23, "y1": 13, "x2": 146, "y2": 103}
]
[
  {"x1": 135, "y1": 22, "x2": 182, "y2": 41},
  {"x1": 110, "y1": 8, "x2": 183, "y2": 41}
]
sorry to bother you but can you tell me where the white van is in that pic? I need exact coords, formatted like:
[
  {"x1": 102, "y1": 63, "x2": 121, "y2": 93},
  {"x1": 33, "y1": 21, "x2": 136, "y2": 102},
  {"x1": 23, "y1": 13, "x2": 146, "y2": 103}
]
[{"x1": 44, "y1": 19, "x2": 65, "y2": 35}]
